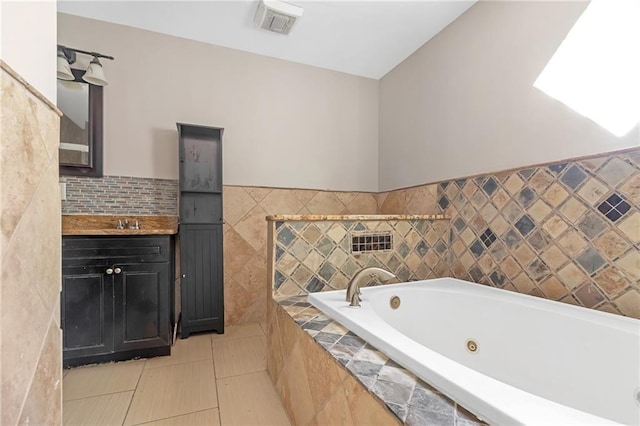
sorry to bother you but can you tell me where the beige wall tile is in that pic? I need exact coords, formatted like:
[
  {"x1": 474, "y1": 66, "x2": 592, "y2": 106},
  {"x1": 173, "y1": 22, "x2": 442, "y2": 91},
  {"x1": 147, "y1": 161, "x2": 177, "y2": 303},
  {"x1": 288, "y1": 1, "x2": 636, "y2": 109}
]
[
  {"x1": 593, "y1": 267, "x2": 629, "y2": 298},
  {"x1": 18, "y1": 321, "x2": 62, "y2": 426},
  {"x1": 593, "y1": 229, "x2": 631, "y2": 260},
  {"x1": 613, "y1": 290, "x2": 640, "y2": 318},
  {"x1": 617, "y1": 212, "x2": 640, "y2": 243},
  {"x1": 538, "y1": 276, "x2": 567, "y2": 300},
  {"x1": 307, "y1": 192, "x2": 346, "y2": 214},
  {"x1": 233, "y1": 204, "x2": 269, "y2": 252},
  {"x1": 0, "y1": 72, "x2": 54, "y2": 252},
  {"x1": 615, "y1": 251, "x2": 640, "y2": 281},
  {"x1": 218, "y1": 371, "x2": 291, "y2": 426},
  {"x1": 343, "y1": 376, "x2": 400, "y2": 425},
  {"x1": 64, "y1": 360, "x2": 145, "y2": 401},
  {"x1": 300, "y1": 332, "x2": 347, "y2": 412},
  {"x1": 315, "y1": 386, "x2": 355, "y2": 426},
  {"x1": 63, "y1": 391, "x2": 133, "y2": 426},
  {"x1": 212, "y1": 335, "x2": 267, "y2": 378},
  {"x1": 278, "y1": 341, "x2": 315, "y2": 426},
  {"x1": 124, "y1": 360, "x2": 217, "y2": 425},
  {"x1": 223, "y1": 186, "x2": 258, "y2": 226},
  {"x1": 261, "y1": 188, "x2": 306, "y2": 215},
  {"x1": 0, "y1": 69, "x2": 61, "y2": 426}
]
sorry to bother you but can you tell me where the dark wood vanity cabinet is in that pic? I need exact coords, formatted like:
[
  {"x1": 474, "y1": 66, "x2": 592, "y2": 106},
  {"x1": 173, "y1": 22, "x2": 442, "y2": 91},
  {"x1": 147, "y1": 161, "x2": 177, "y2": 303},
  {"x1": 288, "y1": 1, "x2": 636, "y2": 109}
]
[{"x1": 62, "y1": 236, "x2": 173, "y2": 367}]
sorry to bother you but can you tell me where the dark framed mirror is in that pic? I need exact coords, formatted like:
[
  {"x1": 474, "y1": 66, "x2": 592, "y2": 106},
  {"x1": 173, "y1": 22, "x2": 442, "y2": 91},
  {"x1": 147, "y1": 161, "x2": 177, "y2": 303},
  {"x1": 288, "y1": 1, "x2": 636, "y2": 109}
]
[{"x1": 58, "y1": 68, "x2": 103, "y2": 177}]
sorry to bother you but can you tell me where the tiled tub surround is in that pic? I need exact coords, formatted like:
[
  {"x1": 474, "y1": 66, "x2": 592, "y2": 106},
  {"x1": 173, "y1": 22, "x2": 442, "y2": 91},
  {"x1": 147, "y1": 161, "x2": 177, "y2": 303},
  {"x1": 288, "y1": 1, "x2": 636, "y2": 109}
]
[
  {"x1": 1, "y1": 62, "x2": 63, "y2": 425},
  {"x1": 267, "y1": 296, "x2": 485, "y2": 425},
  {"x1": 271, "y1": 216, "x2": 451, "y2": 298},
  {"x1": 433, "y1": 149, "x2": 640, "y2": 318}
]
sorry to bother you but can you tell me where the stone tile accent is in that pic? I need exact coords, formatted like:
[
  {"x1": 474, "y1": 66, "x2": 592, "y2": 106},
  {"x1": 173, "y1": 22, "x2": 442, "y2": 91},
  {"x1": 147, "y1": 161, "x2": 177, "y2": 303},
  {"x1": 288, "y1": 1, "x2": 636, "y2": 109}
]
[
  {"x1": 438, "y1": 150, "x2": 639, "y2": 318},
  {"x1": 267, "y1": 297, "x2": 486, "y2": 425},
  {"x1": 272, "y1": 219, "x2": 450, "y2": 298},
  {"x1": 1, "y1": 66, "x2": 62, "y2": 425}
]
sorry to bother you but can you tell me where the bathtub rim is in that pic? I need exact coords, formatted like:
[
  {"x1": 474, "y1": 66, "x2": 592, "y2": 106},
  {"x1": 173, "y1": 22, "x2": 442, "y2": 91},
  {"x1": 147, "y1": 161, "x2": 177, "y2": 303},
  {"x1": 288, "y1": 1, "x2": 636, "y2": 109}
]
[{"x1": 308, "y1": 278, "x2": 628, "y2": 425}]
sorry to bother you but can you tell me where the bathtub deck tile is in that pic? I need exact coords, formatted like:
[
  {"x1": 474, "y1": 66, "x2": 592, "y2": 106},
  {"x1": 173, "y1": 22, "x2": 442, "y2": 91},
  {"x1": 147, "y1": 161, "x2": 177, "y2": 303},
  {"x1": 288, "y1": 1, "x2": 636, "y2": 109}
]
[
  {"x1": 314, "y1": 331, "x2": 342, "y2": 345},
  {"x1": 337, "y1": 334, "x2": 367, "y2": 349},
  {"x1": 386, "y1": 402, "x2": 409, "y2": 422},
  {"x1": 329, "y1": 344, "x2": 359, "y2": 359},
  {"x1": 346, "y1": 359, "x2": 384, "y2": 378},
  {"x1": 378, "y1": 365, "x2": 418, "y2": 388},
  {"x1": 353, "y1": 347, "x2": 389, "y2": 365},
  {"x1": 371, "y1": 380, "x2": 413, "y2": 405},
  {"x1": 276, "y1": 295, "x2": 486, "y2": 426}
]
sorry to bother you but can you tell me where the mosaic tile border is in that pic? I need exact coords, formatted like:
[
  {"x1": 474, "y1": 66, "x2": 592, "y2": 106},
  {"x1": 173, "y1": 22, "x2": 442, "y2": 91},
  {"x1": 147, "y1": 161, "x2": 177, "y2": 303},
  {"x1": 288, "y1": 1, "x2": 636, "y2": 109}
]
[
  {"x1": 60, "y1": 175, "x2": 178, "y2": 215},
  {"x1": 277, "y1": 296, "x2": 486, "y2": 425}
]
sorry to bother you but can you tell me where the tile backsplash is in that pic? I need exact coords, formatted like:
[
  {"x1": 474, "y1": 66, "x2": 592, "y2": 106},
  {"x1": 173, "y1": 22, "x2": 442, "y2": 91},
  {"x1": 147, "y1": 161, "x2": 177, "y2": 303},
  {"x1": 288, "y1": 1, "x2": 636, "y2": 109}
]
[
  {"x1": 271, "y1": 149, "x2": 639, "y2": 319},
  {"x1": 60, "y1": 175, "x2": 178, "y2": 215},
  {"x1": 438, "y1": 150, "x2": 639, "y2": 318},
  {"x1": 272, "y1": 219, "x2": 450, "y2": 298}
]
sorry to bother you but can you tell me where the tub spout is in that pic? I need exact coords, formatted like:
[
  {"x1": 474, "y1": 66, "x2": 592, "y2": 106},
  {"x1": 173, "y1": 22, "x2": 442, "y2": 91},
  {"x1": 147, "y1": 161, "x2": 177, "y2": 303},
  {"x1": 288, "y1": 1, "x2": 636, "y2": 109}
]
[{"x1": 346, "y1": 267, "x2": 397, "y2": 307}]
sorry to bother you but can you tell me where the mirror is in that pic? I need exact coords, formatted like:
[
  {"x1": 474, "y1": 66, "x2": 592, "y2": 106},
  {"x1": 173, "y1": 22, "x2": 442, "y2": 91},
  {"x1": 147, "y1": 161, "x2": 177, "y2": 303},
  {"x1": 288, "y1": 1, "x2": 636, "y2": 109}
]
[{"x1": 58, "y1": 69, "x2": 103, "y2": 177}]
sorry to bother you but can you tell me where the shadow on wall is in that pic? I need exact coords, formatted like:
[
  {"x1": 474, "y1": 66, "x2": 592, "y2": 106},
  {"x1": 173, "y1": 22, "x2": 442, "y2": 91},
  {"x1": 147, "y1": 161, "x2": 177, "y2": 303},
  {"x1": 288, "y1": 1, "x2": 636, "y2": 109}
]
[{"x1": 151, "y1": 127, "x2": 179, "y2": 177}]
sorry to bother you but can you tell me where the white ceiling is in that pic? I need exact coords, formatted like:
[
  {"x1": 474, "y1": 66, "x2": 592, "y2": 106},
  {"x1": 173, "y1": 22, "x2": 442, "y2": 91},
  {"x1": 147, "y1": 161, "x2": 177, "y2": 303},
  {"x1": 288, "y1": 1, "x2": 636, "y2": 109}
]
[{"x1": 57, "y1": 1, "x2": 476, "y2": 79}]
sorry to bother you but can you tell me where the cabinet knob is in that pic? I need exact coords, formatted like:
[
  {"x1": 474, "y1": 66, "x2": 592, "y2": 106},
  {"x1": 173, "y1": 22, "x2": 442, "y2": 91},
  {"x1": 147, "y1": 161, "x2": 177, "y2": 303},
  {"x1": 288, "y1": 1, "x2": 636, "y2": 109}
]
[
  {"x1": 114, "y1": 267, "x2": 122, "y2": 274},
  {"x1": 106, "y1": 268, "x2": 114, "y2": 275}
]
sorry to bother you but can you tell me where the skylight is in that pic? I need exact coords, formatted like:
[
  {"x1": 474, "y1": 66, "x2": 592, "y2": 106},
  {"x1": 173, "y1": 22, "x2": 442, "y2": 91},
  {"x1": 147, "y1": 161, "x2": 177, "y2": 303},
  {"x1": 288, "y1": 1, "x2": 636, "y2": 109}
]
[{"x1": 534, "y1": 0, "x2": 640, "y2": 137}]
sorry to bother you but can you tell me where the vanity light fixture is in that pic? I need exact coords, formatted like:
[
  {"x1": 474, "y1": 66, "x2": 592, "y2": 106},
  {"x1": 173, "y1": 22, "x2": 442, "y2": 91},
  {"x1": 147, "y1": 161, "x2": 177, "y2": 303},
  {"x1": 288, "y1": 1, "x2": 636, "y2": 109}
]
[{"x1": 56, "y1": 45, "x2": 114, "y2": 86}]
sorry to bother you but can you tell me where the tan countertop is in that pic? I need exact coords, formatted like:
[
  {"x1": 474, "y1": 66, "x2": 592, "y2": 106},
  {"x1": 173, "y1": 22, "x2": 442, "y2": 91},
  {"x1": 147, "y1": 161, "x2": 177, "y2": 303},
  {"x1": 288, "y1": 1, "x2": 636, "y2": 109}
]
[
  {"x1": 265, "y1": 214, "x2": 449, "y2": 222},
  {"x1": 62, "y1": 215, "x2": 179, "y2": 235}
]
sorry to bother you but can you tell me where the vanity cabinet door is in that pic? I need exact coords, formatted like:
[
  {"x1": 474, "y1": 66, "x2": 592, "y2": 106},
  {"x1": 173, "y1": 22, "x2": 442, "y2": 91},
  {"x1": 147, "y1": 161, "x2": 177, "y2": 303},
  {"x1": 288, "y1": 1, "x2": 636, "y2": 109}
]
[
  {"x1": 61, "y1": 265, "x2": 114, "y2": 359},
  {"x1": 113, "y1": 262, "x2": 171, "y2": 351}
]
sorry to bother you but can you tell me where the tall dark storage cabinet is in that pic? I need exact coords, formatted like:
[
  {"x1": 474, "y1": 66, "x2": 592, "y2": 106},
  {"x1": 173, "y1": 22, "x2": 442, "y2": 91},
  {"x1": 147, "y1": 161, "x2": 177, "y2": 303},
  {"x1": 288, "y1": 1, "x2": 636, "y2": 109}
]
[{"x1": 177, "y1": 123, "x2": 224, "y2": 338}]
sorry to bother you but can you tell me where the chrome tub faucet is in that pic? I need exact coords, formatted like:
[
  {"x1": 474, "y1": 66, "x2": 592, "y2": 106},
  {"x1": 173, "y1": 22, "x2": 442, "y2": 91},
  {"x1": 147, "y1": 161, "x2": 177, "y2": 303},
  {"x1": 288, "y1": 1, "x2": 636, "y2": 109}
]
[{"x1": 346, "y1": 267, "x2": 397, "y2": 308}]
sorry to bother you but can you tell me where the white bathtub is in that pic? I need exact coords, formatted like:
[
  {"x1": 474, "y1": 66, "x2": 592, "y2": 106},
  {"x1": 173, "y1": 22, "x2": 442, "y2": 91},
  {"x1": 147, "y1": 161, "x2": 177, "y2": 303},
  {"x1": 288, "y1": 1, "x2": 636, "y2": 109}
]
[{"x1": 308, "y1": 278, "x2": 640, "y2": 425}]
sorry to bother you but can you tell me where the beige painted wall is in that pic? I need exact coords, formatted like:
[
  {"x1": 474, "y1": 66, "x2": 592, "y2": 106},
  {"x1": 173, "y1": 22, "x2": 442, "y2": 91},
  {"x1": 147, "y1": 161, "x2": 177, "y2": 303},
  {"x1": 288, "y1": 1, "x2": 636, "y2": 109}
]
[
  {"x1": 379, "y1": 1, "x2": 640, "y2": 191},
  {"x1": 57, "y1": 13, "x2": 380, "y2": 192},
  {"x1": 1, "y1": 1, "x2": 57, "y2": 102}
]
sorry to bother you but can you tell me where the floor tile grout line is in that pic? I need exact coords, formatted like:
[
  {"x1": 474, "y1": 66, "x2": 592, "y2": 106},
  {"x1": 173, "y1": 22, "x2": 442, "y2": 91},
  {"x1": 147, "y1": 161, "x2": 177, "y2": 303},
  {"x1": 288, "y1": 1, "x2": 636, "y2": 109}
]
[
  {"x1": 143, "y1": 356, "x2": 214, "y2": 370},
  {"x1": 211, "y1": 335, "x2": 224, "y2": 425},
  {"x1": 63, "y1": 389, "x2": 137, "y2": 403},
  {"x1": 215, "y1": 367, "x2": 269, "y2": 381},
  {"x1": 121, "y1": 359, "x2": 147, "y2": 425},
  {"x1": 130, "y1": 407, "x2": 220, "y2": 426}
]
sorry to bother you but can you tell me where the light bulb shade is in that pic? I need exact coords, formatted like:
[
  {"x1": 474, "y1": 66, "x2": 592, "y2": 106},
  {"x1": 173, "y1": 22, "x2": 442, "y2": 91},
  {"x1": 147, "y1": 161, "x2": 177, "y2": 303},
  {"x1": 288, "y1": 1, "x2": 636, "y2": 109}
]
[
  {"x1": 82, "y1": 57, "x2": 108, "y2": 86},
  {"x1": 57, "y1": 55, "x2": 74, "y2": 81}
]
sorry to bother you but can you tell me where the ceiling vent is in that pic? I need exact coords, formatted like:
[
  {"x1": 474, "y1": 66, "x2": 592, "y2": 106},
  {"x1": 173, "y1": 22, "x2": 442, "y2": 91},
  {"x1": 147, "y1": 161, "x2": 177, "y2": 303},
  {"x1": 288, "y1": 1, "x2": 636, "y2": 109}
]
[{"x1": 254, "y1": 0, "x2": 303, "y2": 35}]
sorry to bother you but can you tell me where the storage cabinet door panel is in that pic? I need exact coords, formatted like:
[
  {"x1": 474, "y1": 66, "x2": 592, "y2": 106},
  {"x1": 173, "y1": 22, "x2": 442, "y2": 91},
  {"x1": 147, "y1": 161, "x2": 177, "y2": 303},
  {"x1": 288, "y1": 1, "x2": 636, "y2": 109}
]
[
  {"x1": 114, "y1": 263, "x2": 170, "y2": 350},
  {"x1": 180, "y1": 224, "x2": 223, "y2": 336},
  {"x1": 61, "y1": 267, "x2": 113, "y2": 357}
]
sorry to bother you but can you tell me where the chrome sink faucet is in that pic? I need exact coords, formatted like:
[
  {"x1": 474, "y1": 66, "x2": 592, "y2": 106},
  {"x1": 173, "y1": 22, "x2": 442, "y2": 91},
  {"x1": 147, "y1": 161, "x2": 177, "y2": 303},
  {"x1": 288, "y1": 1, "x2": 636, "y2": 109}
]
[{"x1": 346, "y1": 267, "x2": 397, "y2": 308}]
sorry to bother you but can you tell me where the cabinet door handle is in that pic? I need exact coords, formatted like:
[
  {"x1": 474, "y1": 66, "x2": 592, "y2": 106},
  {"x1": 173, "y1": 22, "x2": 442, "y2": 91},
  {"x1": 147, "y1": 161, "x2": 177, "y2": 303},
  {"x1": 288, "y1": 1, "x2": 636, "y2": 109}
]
[
  {"x1": 106, "y1": 268, "x2": 114, "y2": 275},
  {"x1": 114, "y1": 267, "x2": 122, "y2": 274}
]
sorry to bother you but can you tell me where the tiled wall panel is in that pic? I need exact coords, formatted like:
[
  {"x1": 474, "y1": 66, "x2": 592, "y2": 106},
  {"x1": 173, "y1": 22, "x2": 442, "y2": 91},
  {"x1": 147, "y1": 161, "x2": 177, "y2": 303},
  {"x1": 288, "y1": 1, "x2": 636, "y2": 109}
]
[
  {"x1": 379, "y1": 149, "x2": 639, "y2": 319},
  {"x1": 272, "y1": 219, "x2": 450, "y2": 298},
  {"x1": 1, "y1": 64, "x2": 62, "y2": 425},
  {"x1": 437, "y1": 150, "x2": 639, "y2": 318},
  {"x1": 60, "y1": 175, "x2": 178, "y2": 215}
]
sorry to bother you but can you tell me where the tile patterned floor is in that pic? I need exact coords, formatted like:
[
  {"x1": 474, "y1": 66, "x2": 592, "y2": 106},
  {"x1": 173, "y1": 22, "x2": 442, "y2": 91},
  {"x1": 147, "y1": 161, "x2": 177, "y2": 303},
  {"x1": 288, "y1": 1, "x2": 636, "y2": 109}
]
[{"x1": 63, "y1": 322, "x2": 291, "y2": 426}]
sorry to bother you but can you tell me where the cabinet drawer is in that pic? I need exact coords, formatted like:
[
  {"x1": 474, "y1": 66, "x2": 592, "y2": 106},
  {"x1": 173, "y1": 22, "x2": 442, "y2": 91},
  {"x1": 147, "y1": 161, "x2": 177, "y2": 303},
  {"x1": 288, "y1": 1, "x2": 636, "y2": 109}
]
[{"x1": 63, "y1": 236, "x2": 171, "y2": 266}]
